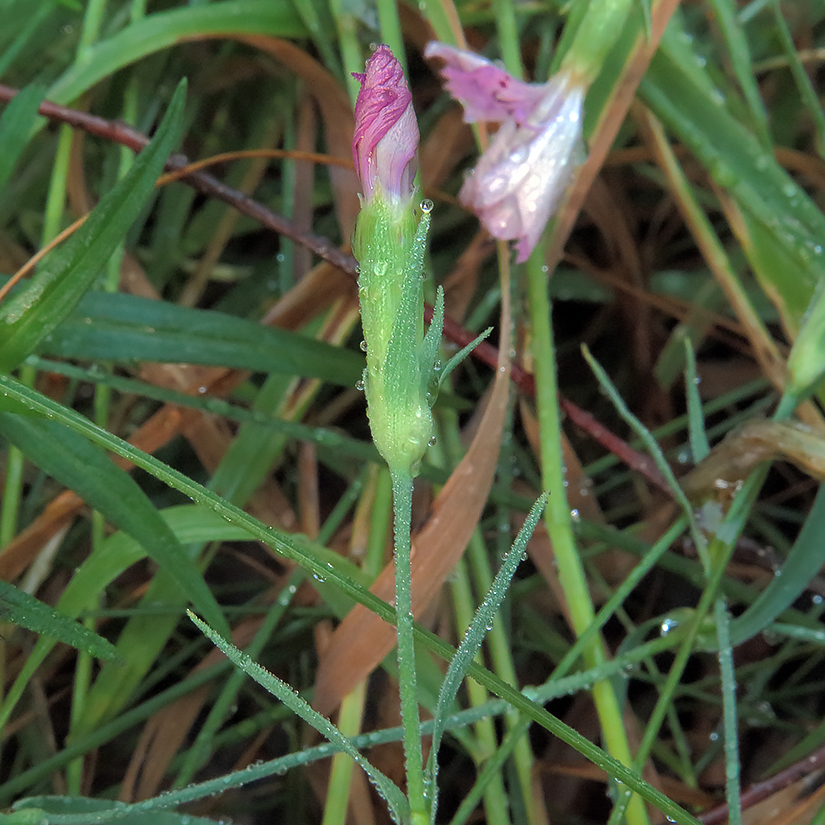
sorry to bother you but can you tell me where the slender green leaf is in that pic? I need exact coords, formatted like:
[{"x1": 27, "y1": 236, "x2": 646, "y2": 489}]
[
  {"x1": 684, "y1": 340, "x2": 710, "y2": 462},
  {"x1": 437, "y1": 327, "x2": 492, "y2": 389},
  {"x1": 0, "y1": 85, "x2": 44, "y2": 194},
  {"x1": 729, "y1": 483, "x2": 825, "y2": 646},
  {"x1": 189, "y1": 611, "x2": 410, "y2": 825},
  {"x1": 0, "y1": 415, "x2": 228, "y2": 639},
  {"x1": 581, "y1": 344, "x2": 710, "y2": 571},
  {"x1": 0, "y1": 373, "x2": 700, "y2": 825},
  {"x1": 7, "y1": 796, "x2": 219, "y2": 825},
  {"x1": 0, "y1": 580, "x2": 117, "y2": 661},
  {"x1": 0, "y1": 82, "x2": 186, "y2": 372},
  {"x1": 427, "y1": 494, "x2": 547, "y2": 821},
  {"x1": 46, "y1": 2, "x2": 308, "y2": 108},
  {"x1": 715, "y1": 597, "x2": 742, "y2": 825},
  {"x1": 41, "y1": 290, "x2": 363, "y2": 387},
  {"x1": 642, "y1": 31, "x2": 825, "y2": 332}
]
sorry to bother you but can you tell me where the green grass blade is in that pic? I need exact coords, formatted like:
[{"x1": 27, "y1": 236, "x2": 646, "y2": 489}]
[
  {"x1": 45, "y1": 2, "x2": 308, "y2": 108},
  {"x1": 0, "y1": 81, "x2": 186, "y2": 372},
  {"x1": 420, "y1": 286, "x2": 444, "y2": 387},
  {"x1": 715, "y1": 597, "x2": 742, "y2": 825},
  {"x1": 437, "y1": 328, "x2": 493, "y2": 390},
  {"x1": 0, "y1": 580, "x2": 117, "y2": 661},
  {"x1": 42, "y1": 290, "x2": 364, "y2": 387},
  {"x1": 6, "y1": 796, "x2": 219, "y2": 825},
  {"x1": 581, "y1": 344, "x2": 709, "y2": 570},
  {"x1": 729, "y1": 482, "x2": 825, "y2": 646},
  {"x1": 770, "y1": 0, "x2": 825, "y2": 157},
  {"x1": 684, "y1": 340, "x2": 710, "y2": 462},
  {"x1": 0, "y1": 415, "x2": 228, "y2": 639},
  {"x1": 427, "y1": 494, "x2": 547, "y2": 820},
  {"x1": 706, "y1": 0, "x2": 770, "y2": 146},
  {"x1": 0, "y1": 505, "x2": 287, "y2": 732},
  {"x1": 189, "y1": 611, "x2": 410, "y2": 825},
  {"x1": 28, "y1": 357, "x2": 377, "y2": 464},
  {"x1": 641, "y1": 33, "x2": 825, "y2": 323},
  {"x1": 0, "y1": 84, "x2": 44, "y2": 193}
]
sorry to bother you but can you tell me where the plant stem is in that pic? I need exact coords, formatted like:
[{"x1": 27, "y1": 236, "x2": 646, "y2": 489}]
[
  {"x1": 390, "y1": 467, "x2": 427, "y2": 824},
  {"x1": 525, "y1": 250, "x2": 649, "y2": 825}
]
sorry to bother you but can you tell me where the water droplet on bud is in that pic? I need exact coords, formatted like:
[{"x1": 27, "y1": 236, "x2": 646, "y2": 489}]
[
  {"x1": 355, "y1": 379, "x2": 365, "y2": 391},
  {"x1": 428, "y1": 435, "x2": 437, "y2": 446},
  {"x1": 360, "y1": 340, "x2": 368, "y2": 352},
  {"x1": 420, "y1": 199, "x2": 434, "y2": 213}
]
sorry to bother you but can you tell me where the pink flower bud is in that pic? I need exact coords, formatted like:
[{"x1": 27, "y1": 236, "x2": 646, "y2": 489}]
[
  {"x1": 425, "y1": 42, "x2": 584, "y2": 262},
  {"x1": 353, "y1": 45, "x2": 419, "y2": 203}
]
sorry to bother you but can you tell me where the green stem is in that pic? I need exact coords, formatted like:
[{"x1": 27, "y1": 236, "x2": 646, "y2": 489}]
[
  {"x1": 526, "y1": 250, "x2": 649, "y2": 825},
  {"x1": 492, "y1": 0, "x2": 522, "y2": 79},
  {"x1": 390, "y1": 468, "x2": 427, "y2": 823},
  {"x1": 559, "y1": 0, "x2": 633, "y2": 83},
  {"x1": 376, "y1": 0, "x2": 406, "y2": 77},
  {"x1": 329, "y1": 0, "x2": 364, "y2": 106}
]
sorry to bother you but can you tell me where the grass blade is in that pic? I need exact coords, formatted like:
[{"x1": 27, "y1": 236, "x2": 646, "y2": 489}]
[
  {"x1": 42, "y1": 289, "x2": 363, "y2": 387},
  {"x1": 0, "y1": 84, "x2": 44, "y2": 193},
  {"x1": 0, "y1": 414, "x2": 228, "y2": 639},
  {"x1": 0, "y1": 580, "x2": 117, "y2": 661},
  {"x1": 427, "y1": 494, "x2": 547, "y2": 820},
  {"x1": 716, "y1": 597, "x2": 742, "y2": 825},
  {"x1": 0, "y1": 81, "x2": 186, "y2": 371},
  {"x1": 188, "y1": 611, "x2": 410, "y2": 825}
]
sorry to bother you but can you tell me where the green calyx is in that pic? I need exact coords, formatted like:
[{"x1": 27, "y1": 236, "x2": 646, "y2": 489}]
[
  {"x1": 355, "y1": 191, "x2": 437, "y2": 475},
  {"x1": 354, "y1": 191, "x2": 492, "y2": 476}
]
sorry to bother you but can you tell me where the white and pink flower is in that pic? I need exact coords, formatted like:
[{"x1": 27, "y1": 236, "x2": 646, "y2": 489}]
[{"x1": 425, "y1": 42, "x2": 584, "y2": 262}]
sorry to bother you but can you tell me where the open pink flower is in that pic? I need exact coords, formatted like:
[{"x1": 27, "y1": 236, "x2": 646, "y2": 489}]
[
  {"x1": 353, "y1": 45, "x2": 419, "y2": 203},
  {"x1": 425, "y1": 42, "x2": 584, "y2": 262}
]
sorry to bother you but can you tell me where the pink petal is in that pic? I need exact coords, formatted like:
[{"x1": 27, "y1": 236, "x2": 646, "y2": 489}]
[
  {"x1": 353, "y1": 45, "x2": 419, "y2": 200},
  {"x1": 459, "y1": 75, "x2": 585, "y2": 262},
  {"x1": 424, "y1": 41, "x2": 547, "y2": 126}
]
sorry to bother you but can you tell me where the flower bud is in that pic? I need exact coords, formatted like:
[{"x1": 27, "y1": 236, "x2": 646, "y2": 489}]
[
  {"x1": 352, "y1": 46, "x2": 437, "y2": 476},
  {"x1": 352, "y1": 45, "x2": 419, "y2": 204}
]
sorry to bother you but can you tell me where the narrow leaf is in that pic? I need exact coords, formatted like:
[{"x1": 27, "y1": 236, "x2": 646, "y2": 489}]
[
  {"x1": 427, "y1": 494, "x2": 548, "y2": 820},
  {"x1": 0, "y1": 414, "x2": 228, "y2": 638},
  {"x1": 729, "y1": 482, "x2": 825, "y2": 646},
  {"x1": 0, "y1": 84, "x2": 44, "y2": 194},
  {"x1": 8, "y1": 795, "x2": 219, "y2": 825},
  {"x1": 0, "y1": 580, "x2": 118, "y2": 661},
  {"x1": 420, "y1": 285, "x2": 444, "y2": 387},
  {"x1": 0, "y1": 81, "x2": 186, "y2": 371},
  {"x1": 189, "y1": 611, "x2": 410, "y2": 825},
  {"x1": 41, "y1": 290, "x2": 363, "y2": 386},
  {"x1": 437, "y1": 327, "x2": 493, "y2": 390}
]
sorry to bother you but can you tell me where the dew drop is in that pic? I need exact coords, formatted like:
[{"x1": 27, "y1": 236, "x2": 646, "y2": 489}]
[
  {"x1": 660, "y1": 618, "x2": 677, "y2": 637},
  {"x1": 428, "y1": 435, "x2": 437, "y2": 446},
  {"x1": 355, "y1": 378, "x2": 365, "y2": 391},
  {"x1": 360, "y1": 340, "x2": 368, "y2": 352},
  {"x1": 420, "y1": 198, "x2": 434, "y2": 213}
]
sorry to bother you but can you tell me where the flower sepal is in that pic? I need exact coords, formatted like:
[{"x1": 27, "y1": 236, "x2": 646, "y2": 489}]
[{"x1": 360, "y1": 205, "x2": 436, "y2": 474}]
